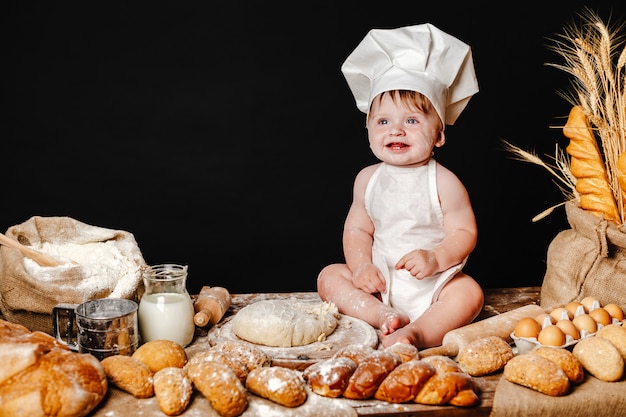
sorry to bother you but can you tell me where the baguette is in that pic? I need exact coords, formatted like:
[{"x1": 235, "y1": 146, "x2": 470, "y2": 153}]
[{"x1": 564, "y1": 105, "x2": 620, "y2": 223}]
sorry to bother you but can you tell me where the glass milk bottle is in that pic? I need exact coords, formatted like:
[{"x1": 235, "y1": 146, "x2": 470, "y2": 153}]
[{"x1": 138, "y1": 264, "x2": 195, "y2": 347}]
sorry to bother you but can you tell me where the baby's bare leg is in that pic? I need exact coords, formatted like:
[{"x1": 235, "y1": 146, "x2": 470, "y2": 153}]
[
  {"x1": 317, "y1": 264, "x2": 410, "y2": 333},
  {"x1": 381, "y1": 273, "x2": 484, "y2": 348}
]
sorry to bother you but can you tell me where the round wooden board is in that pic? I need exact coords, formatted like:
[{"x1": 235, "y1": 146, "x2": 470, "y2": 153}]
[{"x1": 205, "y1": 312, "x2": 379, "y2": 370}]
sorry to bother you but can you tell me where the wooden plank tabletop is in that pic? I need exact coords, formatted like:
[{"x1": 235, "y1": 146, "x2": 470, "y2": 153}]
[{"x1": 188, "y1": 286, "x2": 542, "y2": 417}]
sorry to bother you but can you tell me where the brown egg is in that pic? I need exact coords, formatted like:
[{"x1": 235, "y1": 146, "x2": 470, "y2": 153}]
[
  {"x1": 555, "y1": 319, "x2": 580, "y2": 340},
  {"x1": 565, "y1": 301, "x2": 584, "y2": 318},
  {"x1": 589, "y1": 307, "x2": 612, "y2": 326},
  {"x1": 534, "y1": 313, "x2": 555, "y2": 327},
  {"x1": 514, "y1": 317, "x2": 542, "y2": 338},
  {"x1": 572, "y1": 314, "x2": 598, "y2": 334},
  {"x1": 603, "y1": 303, "x2": 624, "y2": 321},
  {"x1": 580, "y1": 296, "x2": 598, "y2": 313},
  {"x1": 550, "y1": 307, "x2": 573, "y2": 322},
  {"x1": 537, "y1": 325, "x2": 566, "y2": 346}
]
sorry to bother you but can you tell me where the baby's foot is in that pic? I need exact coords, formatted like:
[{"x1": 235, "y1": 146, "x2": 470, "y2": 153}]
[
  {"x1": 378, "y1": 308, "x2": 410, "y2": 336},
  {"x1": 381, "y1": 325, "x2": 418, "y2": 348}
]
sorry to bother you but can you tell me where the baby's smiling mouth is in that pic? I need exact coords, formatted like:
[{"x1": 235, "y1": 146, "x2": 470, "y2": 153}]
[{"x1": 387, "y1": 142, "x2": 409, "y2": 150}]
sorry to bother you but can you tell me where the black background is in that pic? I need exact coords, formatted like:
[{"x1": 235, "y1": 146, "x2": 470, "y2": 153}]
[{"x1": 5, "y1": 2, "x2": 626, "y2": 295}]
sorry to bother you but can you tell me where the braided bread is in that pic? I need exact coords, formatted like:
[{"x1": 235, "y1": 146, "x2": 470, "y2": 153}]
[{"x1": 303, "y1": 344, "x2": 480, "y2": 407}]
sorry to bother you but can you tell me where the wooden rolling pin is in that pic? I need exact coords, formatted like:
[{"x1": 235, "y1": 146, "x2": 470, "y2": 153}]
[
  {"x1": 0, "y1": 232, "x2": 64, "y2": 267},
  {"x1": 418, "y1": 303, "x2": 545, "y2": 359},
  {"x1": 194, "y1": 286, "x2": 231, "y2": 327}
]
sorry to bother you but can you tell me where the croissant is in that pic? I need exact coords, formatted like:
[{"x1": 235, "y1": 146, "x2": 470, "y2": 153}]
[
  {"x1": 564, "y1": 105, "x2": 620, "y2": 223},
  {"x1": 302, "y1": 345, "x2": 480, "y2": 407}
]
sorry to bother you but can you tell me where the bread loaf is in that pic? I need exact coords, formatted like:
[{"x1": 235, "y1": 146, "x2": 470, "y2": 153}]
[
  {"x1": 385, "y1": 342, "x2": 420, "y2": 363},
  {"x1": 457, "y1": 335, "x2": 514, "y2": 376},
  {"x1": 153, "y1": 367, "x2": 193, "y2": 416},
  {"x1": 245, "y1": 366, "x2": 307, "y2": 407},
  {"x1": 132, "y1": 339, "x2": 188, "y2": 373},
  {"x1": 503, "y1": 353, "x2": 570, "y2": 396},
  {"x1": 101, "y1": 354, "x2": 154, "y2": 398},
  {"x1": 0, "y1": 319, "x2": 108, "y2": 417},
  {"x1": 304, "y1": 345, "x2": 479, "y2": 407},
  {"x1": 189, "y1": 360, "x2": 248, "y2": 417}
]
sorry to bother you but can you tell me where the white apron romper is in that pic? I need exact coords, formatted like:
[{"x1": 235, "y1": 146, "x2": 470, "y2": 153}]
[{"x1": 364, "y1": 159, "x2": 465, "y2": 321}]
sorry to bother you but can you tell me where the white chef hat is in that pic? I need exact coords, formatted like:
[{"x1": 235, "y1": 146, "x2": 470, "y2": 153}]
[{"x1": 341, "y1": 23, "x2": 479, "y2": 126}]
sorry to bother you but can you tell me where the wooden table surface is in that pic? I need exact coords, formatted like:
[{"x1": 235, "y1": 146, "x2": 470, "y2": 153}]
[{"x1": 189, "y1": 286, "x2": 543, "y2": 417}]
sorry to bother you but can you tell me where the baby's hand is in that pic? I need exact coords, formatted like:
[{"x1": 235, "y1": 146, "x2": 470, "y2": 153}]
[
  {"x1": 352, "y1": 263, "x2": 387, "y2": 294},
  {"x1": 395, "y1": 249, "x2": 439, "y2": 279}
]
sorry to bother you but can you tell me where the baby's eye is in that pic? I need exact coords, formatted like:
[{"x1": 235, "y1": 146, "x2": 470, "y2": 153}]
[
  {"x1": 407, "y1": 118, "x2": 418, "y2": 124},
  {"x1": 379, "y1": 119, "x2": 389, "y2": 125}
]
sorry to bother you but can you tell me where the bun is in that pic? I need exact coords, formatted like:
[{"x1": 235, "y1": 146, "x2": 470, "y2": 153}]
[
  {"x1": 342, "y1": 350, "x2": 401, "y2": 399},
  {"x1": 101, "y1": 354, "x2": 154, "y2": 398},
  {"x1": 186, "y1": 349, "x2": 249, "y2": 384},
  {"x1": 304, "y1": 344, "x2": 479, "y2": 407},
  {"x1": 0, "y1": 319, "x2": 108, "y2": 417},
  {"x1": 572, "y1": 336, "x2": 624, "y2": 382},
  {"x1": 374, "y1": 359, "x2": 436, "y2": 403},
  {"x1": 303, "y1": 356, "x2": 357, "y2": 398},
  {"x1": 384, "y1": 342, "x2": 420, "y2": 363},
  {"x1": 503, "y1": 353, "x2": 570, "y2": 396},
  {"x1": 132, "y1": 339, "x2": 188, "y2": 373},
  {"x1": 188, "y1": 360, "x2": 248, "y2": 417},
  {"x1": 210, "y1": 340, "x2": 272, "y2": 371},
  {"x1": 457, "y1": 336, "x2": 514, "y2": 376},
  {"x1": 245, "y1": 366, "x2": 307, "y2": 407},
  {"x1": 153, "y1": 367, "x2": 193, "y2": 416},
  {"x1": 531, "y1": 346, "x2": 584, "y2": 384}
]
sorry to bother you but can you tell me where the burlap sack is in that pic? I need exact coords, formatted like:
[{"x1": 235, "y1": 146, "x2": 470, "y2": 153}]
[
  {"x1": 0, "y1": 216, "x2": 146, "y2": 334},
  {"x1": 540, "y1": 201, "x2": 626, "y2": 312}
]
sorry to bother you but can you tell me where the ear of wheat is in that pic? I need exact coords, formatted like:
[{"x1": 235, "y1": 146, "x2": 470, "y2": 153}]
[{"x1": 504, "y1": 8, "x2": 626, "y2": 224}]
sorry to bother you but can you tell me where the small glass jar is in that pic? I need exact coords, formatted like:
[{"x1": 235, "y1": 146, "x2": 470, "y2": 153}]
[{"x1": 138, "y1": 264, "x2": 195, "y2": 347}]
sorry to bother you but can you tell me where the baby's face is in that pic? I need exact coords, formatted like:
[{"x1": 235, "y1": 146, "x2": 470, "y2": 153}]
[{"x1": 366, "y1": 94, "x2": 444, "y2": 167}]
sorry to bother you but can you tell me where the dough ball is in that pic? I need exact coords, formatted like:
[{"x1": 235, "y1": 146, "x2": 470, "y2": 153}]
[{"x1": 231, "y1": 299, "x2": 340, "y2": 347}]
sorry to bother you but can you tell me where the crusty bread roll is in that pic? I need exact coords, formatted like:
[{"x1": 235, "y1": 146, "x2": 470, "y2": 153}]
[
  {"x1": 189, "y1": 360, "x2": 248, "y2": 417},
  {"x1": 153, "y1": 367, "x2": 193, "y2": 416},
  {"x1": 132, "y1": 339, "x2": 188, "y2": 373},
  {"x1": 457, "y1": 335, "x2": 514, "y2": 376},
  {"x1": 342, "y1": 350, "x2": 401, "y2": 399},
  {"x1": 186, "y1": 349, "x2": 249, "y2": 384},
  {"x1": 596, "y1": 323, "x2": 626, "y2": 360},
  {"x1": 572, "y1": 336, "x2": 624, "y2": 382},
  {"x1": 0, "y1": 319, "x2": 108, "y2": 417},
  {"x1": 302, "y1": 356, "x2": 357, "y2": 398},
  {"x1": 101, "y1": 354, "x2": 154, "y2": 398},
  {"x1": 210, "y1": 340, "x2": 271, "y2": 371},
  {"x1": 503, "y1": 353, "x2": 570, "y2": 396},
  {"x1": 245, "y1": 366, "x2": 307, "y2": 407},
  {"x1": 531, "y1": 346, "x2": 584, "y2": 384},
  {"x1": 374, "y1": 359, "x2": 436, "y2": 403}
]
